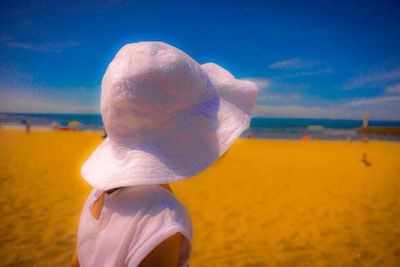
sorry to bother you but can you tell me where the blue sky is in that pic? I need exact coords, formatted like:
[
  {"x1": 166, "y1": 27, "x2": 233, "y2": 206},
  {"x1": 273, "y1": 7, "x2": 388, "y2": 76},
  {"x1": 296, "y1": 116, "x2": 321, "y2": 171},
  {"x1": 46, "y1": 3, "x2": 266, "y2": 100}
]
[{"x1": 0, "y1": 0, "x2": 399, "y2": 120}]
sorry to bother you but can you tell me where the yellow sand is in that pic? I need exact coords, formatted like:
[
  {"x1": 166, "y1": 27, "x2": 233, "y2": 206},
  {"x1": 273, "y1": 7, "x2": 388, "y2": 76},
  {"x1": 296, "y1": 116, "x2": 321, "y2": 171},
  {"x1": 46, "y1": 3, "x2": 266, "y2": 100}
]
[{"x1": 0, "y1": 129, "x2": 399, "y2": 267}]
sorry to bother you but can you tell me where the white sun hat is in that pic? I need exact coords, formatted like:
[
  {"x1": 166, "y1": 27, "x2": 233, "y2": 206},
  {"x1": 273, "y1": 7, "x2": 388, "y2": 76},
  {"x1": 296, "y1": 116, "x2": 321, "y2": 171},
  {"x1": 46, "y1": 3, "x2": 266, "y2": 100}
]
[{"x1": 81, "y1": 41, "x2": 258, "y2": 191}]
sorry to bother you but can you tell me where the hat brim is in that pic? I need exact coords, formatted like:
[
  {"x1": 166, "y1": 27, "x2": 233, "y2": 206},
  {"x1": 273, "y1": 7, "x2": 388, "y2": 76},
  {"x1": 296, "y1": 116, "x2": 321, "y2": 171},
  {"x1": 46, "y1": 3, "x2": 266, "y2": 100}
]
[{"x1": 81, "y1": 63, "x2": 258, "y2": 191}]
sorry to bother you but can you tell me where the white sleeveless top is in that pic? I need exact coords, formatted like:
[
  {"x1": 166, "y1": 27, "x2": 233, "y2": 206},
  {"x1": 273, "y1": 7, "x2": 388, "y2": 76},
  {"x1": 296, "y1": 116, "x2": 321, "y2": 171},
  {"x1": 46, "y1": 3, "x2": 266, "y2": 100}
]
[{"x1": 77, "y1": 185, "x2": 193, "y2": 267}]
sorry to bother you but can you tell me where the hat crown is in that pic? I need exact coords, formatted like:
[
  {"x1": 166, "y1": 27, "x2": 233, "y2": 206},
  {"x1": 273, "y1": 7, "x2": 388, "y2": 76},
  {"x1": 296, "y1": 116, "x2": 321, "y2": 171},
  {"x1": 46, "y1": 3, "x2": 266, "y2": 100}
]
[
  {"x1": 101, "y1": 42, "x2": 213, "y2": 142},
  {"x1": 82, "y1": 41, "x2": 259, "y2": 190}
]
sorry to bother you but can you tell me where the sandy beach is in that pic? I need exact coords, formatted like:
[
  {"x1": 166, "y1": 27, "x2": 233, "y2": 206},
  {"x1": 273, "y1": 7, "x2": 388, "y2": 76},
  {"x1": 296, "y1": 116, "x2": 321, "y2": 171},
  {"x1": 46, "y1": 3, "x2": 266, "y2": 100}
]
[{"x1": 0, "y1": 129, "x2": 399, "y2": 267}]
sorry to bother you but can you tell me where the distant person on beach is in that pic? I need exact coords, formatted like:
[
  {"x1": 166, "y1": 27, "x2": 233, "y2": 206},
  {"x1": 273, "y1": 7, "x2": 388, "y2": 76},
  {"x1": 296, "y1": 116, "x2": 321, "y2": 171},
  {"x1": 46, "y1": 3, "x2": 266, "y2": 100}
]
[
  {"x1": 361, "y1": 153, "x2": 372, "y2": 166},
  {"x1": 22, "y1": 118, "x2": 32, "y2": 133},
  {"x1": 71, "y1": 42, "x2": 258, "y2": 267}
]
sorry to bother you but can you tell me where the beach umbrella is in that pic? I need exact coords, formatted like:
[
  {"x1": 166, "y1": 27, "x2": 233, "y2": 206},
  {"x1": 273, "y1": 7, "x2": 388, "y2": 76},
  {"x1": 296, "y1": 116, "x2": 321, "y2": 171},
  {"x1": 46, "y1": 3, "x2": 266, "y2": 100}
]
[
  {"x1": 69, "y1": 120, "x2": 83, "y2": 130},
  {"x1": 59, "y1": 121, "x2": 71, "y2": 130}
]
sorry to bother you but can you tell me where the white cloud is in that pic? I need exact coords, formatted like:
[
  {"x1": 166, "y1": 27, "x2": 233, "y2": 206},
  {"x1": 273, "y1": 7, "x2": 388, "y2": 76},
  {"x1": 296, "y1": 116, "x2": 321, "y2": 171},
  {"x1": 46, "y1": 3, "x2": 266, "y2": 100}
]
[
  {"x1": 244, "y1": 77, "x2": 312, "y2": 107},
  {"x1": 0, "y1": 86, "x2": 99, "y2": 113},
  {"x1": 244, "y1": 77, "x2": 304, "y2": 105},
  {"x1": 242, "y1": 78, "x2": 270, "y2": 90},
  {"x1": 0, "y1": 95, "x2": 99, "y2": 113},
  {"x1": 269, "y1": 58, "x2": 317, "y2": 69},
  {"x1": 257, "y1": 93, "x2": 300, "y2": 102},
  {"x1": 275, "y1": 68, "x2": 333, "y2": 78},
  {"x1": 385, "y1": 83, "x2": 400, "y2": 94},
  {"x1": 252, "y1": 93, "x2": 400, "y2": 121},
  {"x1": 2, "y1": 38, "x2": 81, "y2": 53},
  {"x1": 347, "y1": 95, "x2": 400, "y2": 106},
  {"x1": 252, "y1": 104, "x2": 356, "y2": 119},
  {"x1": 239, "y1": 72, "x2": 400, "y2": 120},
  {"x1": 343, "y1": 68, "x2": 400, "y2": 90}
]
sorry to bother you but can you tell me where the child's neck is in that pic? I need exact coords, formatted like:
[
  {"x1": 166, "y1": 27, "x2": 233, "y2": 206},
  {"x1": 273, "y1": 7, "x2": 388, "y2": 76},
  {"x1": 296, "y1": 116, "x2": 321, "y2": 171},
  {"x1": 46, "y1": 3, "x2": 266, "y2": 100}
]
[
  {"x1": 105, "y1": 184, "x2": 172, "y2": 194},
  {"x1": 160, "y1": 183, "x2": 172, "y2": 193}
]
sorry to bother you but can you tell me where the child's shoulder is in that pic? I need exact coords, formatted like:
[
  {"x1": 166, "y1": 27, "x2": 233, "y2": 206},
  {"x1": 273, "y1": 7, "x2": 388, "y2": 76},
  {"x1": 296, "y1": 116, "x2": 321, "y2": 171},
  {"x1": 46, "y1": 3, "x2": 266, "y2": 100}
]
[{"x1": 108, "y1": 185, "x2": 187, "y2": 216}]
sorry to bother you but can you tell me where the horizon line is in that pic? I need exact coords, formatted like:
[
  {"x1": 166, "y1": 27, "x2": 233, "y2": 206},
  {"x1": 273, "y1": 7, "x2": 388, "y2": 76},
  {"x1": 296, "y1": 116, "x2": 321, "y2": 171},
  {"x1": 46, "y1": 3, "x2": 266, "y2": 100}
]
[{"x1": 1, "y1": 112, "x2": 400, "y2": 122}]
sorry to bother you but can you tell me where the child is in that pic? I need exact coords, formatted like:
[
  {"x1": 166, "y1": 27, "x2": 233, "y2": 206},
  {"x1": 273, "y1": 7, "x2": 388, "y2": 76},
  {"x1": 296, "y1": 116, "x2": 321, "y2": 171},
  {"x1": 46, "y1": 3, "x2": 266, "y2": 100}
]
[{"x1": 71, "y1": 41, "x2": 258, "y2": 267}]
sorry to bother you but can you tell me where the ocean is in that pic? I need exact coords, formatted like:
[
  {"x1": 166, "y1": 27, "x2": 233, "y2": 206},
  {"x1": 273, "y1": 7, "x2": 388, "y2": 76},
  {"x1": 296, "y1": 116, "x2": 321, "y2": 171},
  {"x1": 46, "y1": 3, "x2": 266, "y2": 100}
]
[
  {"x1": 1, "y1": 113, "x2": 400, "y2": 141},
  {"x1": 245, "y1": 117, "x2": 400, "y2": 141}
]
